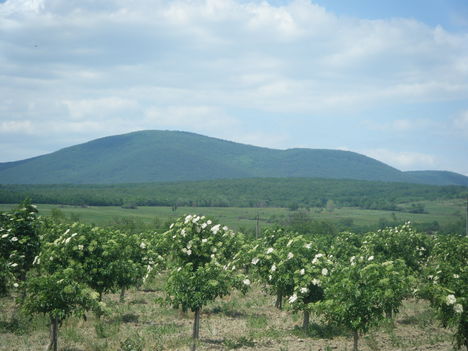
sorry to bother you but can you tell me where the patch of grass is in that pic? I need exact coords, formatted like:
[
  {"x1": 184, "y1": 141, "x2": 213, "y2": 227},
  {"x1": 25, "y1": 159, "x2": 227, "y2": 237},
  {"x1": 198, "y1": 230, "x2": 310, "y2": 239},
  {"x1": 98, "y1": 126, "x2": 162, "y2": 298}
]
[
  {"x1": 207, "y1": 300, "x2": 245, "y2": 318},
  {"x1": 120, "y1": 333, "x2": 145, "y2": 351},
  {"x1": 223, "y1": 336, "x2": 256, "y2": 349},
  {"x1": 94, "y1": 320, "x2": 120, "y2": 339},
  {"x1": 246, "y1": 314, "x2": 268, "y2": 329},
  {"x1": 146, "y1": 322, "x2": 181, "y2": 336},
  {"x1": 120, "y1": 313, "x2": 139, "y2": 324}
]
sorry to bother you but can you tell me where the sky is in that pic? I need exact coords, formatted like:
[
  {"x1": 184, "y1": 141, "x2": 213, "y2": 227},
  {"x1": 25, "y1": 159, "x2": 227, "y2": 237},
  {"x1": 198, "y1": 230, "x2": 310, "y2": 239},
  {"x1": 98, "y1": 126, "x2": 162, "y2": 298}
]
[{"x1": 1, "y1": 0, "x2": 467, "y2": 175}]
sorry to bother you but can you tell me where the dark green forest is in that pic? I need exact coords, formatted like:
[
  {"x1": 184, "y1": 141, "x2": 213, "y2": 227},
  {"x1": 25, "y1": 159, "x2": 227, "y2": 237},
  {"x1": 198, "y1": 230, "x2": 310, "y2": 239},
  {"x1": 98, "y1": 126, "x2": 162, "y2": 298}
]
[{"x1": 1, "y1": 178, "x2": 466, "y2": 210}]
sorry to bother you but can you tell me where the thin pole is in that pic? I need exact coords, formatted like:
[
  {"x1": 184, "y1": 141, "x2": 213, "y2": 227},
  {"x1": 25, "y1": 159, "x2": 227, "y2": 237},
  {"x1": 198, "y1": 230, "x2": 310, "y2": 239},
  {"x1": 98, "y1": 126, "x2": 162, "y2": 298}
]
[
  {"x1": 256, "y1": 211, "x2": 259, "y2": 239},
  {"x1": 465, "y1": 197, "x2": 468, "y2": 237}
]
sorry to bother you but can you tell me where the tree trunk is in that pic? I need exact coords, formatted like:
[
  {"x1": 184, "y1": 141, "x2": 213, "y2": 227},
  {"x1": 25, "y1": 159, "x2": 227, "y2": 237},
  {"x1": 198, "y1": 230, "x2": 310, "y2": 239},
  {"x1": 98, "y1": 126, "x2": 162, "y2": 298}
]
[
  {"x1": 353, "y1": 329, "x2": 359, "y2": 351},
  {"x1": 120, "y1": 287, "x2": 126, "y2": 302},
  {"x1": 302, "y1": 310, "x2": 310, "y2": 332},
  {"x1": 46, "y1": 315, "x2": 58, "y2": 351},
  {"x1": 275, "y1": 292, "x2": 283, "y2": 310},
  {"x1": 191, "y1": 308, "x2": 201, "y2": 351}
]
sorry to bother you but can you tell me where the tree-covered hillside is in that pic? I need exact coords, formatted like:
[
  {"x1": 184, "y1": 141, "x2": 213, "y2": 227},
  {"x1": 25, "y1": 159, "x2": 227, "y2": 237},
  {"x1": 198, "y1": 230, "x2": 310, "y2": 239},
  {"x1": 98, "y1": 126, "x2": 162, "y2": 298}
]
[{"x1": 1, "y1": 130, "x2": 467, "y2": 185}]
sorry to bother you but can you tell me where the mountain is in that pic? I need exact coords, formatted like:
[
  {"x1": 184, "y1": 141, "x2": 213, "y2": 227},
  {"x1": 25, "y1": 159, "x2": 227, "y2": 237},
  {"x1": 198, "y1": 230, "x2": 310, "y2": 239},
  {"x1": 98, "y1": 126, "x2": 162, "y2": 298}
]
[{"x1": 0, "y1": 130, "x2": 467, "y2": 186}]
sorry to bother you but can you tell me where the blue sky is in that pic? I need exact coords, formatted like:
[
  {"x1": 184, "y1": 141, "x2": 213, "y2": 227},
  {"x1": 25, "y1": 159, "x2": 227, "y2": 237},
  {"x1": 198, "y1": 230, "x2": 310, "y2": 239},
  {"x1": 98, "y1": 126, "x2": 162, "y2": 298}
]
[{"x1": 1, "y1": 0, "x2": 467, "y2": 175}]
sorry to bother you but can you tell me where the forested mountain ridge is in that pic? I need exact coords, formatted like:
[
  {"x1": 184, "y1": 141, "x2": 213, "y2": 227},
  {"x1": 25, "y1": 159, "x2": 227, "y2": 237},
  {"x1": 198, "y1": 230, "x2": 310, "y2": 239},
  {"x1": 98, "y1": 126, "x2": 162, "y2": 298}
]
[{"x1": 0, "y1": 130, "x2": 467, "y2": 186}]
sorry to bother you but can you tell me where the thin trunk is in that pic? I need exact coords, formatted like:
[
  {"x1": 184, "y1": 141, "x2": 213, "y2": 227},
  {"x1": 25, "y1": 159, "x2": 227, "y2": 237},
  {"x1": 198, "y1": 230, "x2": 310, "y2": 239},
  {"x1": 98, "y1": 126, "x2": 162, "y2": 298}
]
[
  {"x1": 46, "y1": 315, "x2": 58, "y2": 351},
  {"x1": 353, "y1": 329, "x2": 359, "y2": 351},
  {"x1": 302, "y1": 310, "x2": 310, "y2": 331},
  {"x1": 191, "y1": 308, "x2": 201, "y2": 351},
  {"x1": 120, "y1": 287, "x2": 126, "y2": 302},
  {"x1": 275, "y1": 292, "x2": 283, "y2": 310}
]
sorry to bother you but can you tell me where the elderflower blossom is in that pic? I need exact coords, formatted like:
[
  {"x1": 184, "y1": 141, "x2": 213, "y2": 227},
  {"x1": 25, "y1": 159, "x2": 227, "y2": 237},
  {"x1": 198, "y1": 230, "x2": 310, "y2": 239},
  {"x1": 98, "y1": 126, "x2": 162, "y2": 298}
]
[
  {"x1": 13, "y1": 283, "x2": 19, "y2": 288},
  {"x1": 312, "y1": 278, "x2": 321, "y2": 286},
  {"x1": 266, "y1": 247, "x2": 274, "y2": 254},
  {"x1": 140, "y1": 242, "x2": 146, "y2": 249},
  {"x1": 271, "y1": 264, "x2": 277, "y2": 272},
  {"x1": 300, "y1": 287, "x2": 309, "y2": 294},
  {"x1": 453, "y1": 274, "x2": 459, "y2": 279},
  {"x1": 321, "y1": 268, "x2": 328, "y2": 276},
  {"x1": 300, "y1": 268, "x2": 305, "y2": 275},
  {"x1": 287, "y1": 252, "x2": 294, "y2": 260},
  {"x1": 251, "y1": 257, "x2": 260, "y2": 265},
  {"x1": 304, "y1": 243, "x2": 312, "y2": 249},
  {"x1": 243, "y1": 279, "x2": 251, "y2": 286},
  {"x1": 11, "y1": 237, "x2": 18, "y2": 242},
  {"x1": 211, "y1": 224, "x2": 221, "y2": 234},
  {"x1": 288, "y1": 293, "x2": 298, "y2": 304},
  {"x1": 454, "y1": 304, "x2": 463, "y2": 314},
  {"x1": 1, "y1": 234, "x2": 8, "y2": 239},
  {"x1": 368, "y1": 256, "x2": 374, "y2": 261},
  {"x1": 268, "y1": 274, "x2": 272, "y2": 281},
  {"x1": 446, "y1": 294, "x2": 457, "y2": 305},
  {"x1": 202, "y1": 238, "x2": 208, "y2": 243}
]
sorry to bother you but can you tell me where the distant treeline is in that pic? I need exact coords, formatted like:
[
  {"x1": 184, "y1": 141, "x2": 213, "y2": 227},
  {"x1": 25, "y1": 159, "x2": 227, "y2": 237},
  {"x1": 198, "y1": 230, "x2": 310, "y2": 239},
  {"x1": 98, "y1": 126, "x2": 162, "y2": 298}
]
[{"x1": 0, "y1": 178, "x2": 466, "y2": 210}]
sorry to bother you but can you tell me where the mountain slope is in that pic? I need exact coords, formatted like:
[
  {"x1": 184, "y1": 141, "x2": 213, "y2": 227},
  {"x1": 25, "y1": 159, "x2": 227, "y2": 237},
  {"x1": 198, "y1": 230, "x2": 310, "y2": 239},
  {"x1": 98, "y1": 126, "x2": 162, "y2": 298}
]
[{"x1": 0, "y1": 130, "x2": 466, "y2": 186}]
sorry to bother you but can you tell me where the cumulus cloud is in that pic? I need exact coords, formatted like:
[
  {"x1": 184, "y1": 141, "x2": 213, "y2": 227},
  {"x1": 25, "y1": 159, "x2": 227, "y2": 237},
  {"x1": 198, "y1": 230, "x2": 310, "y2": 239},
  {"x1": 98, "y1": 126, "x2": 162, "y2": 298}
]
[
  {"x1": 363, "y1": 149, "x2": 436, "y2": 170},
  {"x1": 453, "y1": 110, "x2": 468, "y2": 134},
  {"x1": 0, "y1": 0, "x2": 467, "y2": 173}
]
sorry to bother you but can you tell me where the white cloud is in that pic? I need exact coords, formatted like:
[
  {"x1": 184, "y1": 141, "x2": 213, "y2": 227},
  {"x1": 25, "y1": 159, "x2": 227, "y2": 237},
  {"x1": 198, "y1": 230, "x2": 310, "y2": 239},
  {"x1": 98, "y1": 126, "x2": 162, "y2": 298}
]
[
  {"x1": 363, "y1": 149, "x2": 436, "y2": 170},
  {"x1": 0, "y1": 120, "x2": 34, "y2": 134},
  {"x1": 145, "y1": 105, "x2": 239, "y2": 131},
  {"x1": 453, "y1": 110, "x2": 468, "y2": 134},
  {"x1": 63, "y1": 97, "x2": 139, "y2": 120},
  {"x1": 0, "y1": 0, "x2": 466, "y2": 173}
]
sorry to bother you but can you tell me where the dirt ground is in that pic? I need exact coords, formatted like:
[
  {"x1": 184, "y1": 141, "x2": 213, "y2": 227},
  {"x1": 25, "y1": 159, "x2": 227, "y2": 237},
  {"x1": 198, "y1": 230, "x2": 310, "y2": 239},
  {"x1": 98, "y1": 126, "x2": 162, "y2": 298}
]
[{"x1": 0, "y1": 282, "x2": 459, "y2": 351}]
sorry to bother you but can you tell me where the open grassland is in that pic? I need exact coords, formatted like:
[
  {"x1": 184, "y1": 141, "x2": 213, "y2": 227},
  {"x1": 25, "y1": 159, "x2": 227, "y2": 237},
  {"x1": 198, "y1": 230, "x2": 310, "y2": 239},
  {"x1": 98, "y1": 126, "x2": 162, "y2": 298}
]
[
  {"x1": 0, "y1": 279, "x2": 455, "y2": 351},
  {"x1": 0, "y1": 198, "x2": 464, "y2": 233}
]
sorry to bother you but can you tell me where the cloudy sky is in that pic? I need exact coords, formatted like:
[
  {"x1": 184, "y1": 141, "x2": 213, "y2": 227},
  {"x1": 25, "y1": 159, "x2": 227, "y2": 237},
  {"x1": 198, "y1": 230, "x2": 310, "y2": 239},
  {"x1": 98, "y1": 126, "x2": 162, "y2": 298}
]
[{"x1": 1, "y1": 0, "x2": 467, "y2": 175}]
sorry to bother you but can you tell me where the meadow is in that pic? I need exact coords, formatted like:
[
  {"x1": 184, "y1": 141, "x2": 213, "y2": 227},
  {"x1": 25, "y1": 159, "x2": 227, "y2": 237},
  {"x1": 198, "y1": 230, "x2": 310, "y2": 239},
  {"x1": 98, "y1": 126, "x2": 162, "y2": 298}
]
[{"x1": 0, "y1": 198, "x2": 464, "y2": 234}]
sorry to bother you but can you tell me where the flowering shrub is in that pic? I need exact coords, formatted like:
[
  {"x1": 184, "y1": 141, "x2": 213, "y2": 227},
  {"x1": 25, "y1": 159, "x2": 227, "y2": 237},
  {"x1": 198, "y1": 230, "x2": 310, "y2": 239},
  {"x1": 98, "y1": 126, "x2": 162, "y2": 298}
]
[
  {"x1": 419, "y1": 234, "x2": 467, "y2": 349},
  {"x1": 289, "y1": 249, "x2": 333, "y2": 329},
  {"x1": 247, "y1": 229, "x2": 314, "y2": 310},
  {"x1": 328, "y1": 231, "x2": 362, "y2": 264},
  {"x1": 0, "y1": 199, "x2": 40, "y2": 286},
  {"x1": 0, "y1": 256, "x2": 13, "y2": 296},
  {"x1": 316, "y1": 255, "x2": 410, "y2": 351},
  {"x1": 162, "y1": 214, "x2": 248, "y2": 346},
  {"x1": 361, "y1": 223, "x2": 433, "y2": 273}
]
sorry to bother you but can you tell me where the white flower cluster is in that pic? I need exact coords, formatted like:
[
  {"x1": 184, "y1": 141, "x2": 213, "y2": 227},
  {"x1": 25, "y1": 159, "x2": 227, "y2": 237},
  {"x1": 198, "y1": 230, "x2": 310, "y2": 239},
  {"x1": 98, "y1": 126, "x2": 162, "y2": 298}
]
[{"x1": 288, "y1": 293, "x2": 298, "y2": 304}]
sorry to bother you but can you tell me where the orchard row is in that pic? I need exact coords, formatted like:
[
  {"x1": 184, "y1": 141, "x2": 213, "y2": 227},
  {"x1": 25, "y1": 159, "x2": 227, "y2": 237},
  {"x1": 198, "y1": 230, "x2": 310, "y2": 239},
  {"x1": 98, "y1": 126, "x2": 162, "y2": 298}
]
[{"x1": 0, "y1": 200, "x2": 466, "y2": 351}]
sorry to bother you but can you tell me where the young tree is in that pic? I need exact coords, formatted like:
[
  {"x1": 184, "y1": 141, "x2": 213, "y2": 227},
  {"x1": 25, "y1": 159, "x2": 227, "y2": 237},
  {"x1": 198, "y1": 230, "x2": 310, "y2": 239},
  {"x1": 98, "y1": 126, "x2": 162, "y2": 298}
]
[
  {"x1": 316, "y1": 255, "x2": 410, "y2": 351},
  {"x1": 23, "y1": 225, "x2": 103, "y2": 351},
  {"x1": 0, "y1": 199, "x2": 41, "y2": 291},
  {"x1": 419, "y1": 235, "x2": 467, "y2": 349},
  {"x1": 162, "y1": 214, "x2": 248, "y2": 350}
]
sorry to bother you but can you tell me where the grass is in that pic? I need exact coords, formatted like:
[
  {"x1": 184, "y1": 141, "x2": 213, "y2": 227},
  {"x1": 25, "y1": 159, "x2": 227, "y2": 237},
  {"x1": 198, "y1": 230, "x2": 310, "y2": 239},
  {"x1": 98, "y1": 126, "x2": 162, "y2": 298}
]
[
  {"x1": 0, "y1": 282, "x2": 457, "y2": 351},
  {"x1": 0, "y1": 198, "x2": 464, "y2": 233}
]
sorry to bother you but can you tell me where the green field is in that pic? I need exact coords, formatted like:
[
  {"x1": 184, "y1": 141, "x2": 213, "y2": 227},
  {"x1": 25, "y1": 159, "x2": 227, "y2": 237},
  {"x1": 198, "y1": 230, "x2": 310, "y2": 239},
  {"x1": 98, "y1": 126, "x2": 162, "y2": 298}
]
[{"x1": 1, "y1": 198, "x2": 465, "y2": 234}]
